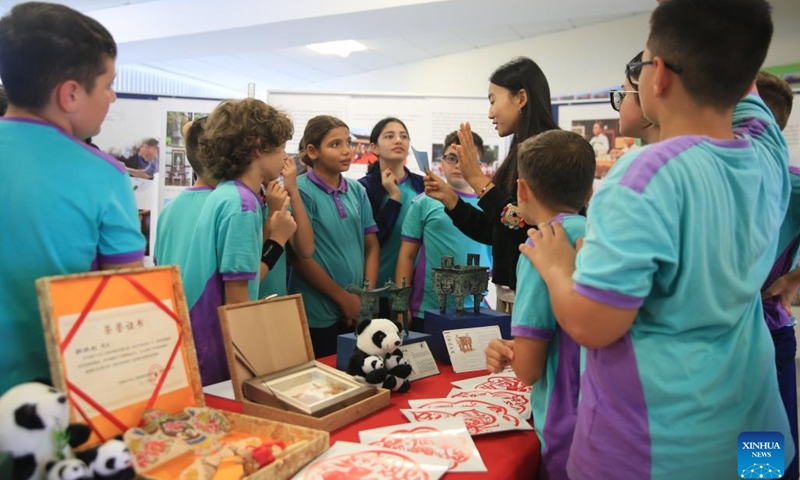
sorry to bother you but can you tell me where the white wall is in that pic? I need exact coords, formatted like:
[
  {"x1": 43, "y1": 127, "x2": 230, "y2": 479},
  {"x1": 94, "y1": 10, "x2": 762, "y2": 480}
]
[{"x1": 306, "y1": 0, "x2": 800, "y2": 97}]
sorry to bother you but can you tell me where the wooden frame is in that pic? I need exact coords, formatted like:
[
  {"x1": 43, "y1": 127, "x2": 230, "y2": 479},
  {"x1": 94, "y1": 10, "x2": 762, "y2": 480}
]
[{"x1": 36, "y1": 267, "x2": 328, "y2": 479}]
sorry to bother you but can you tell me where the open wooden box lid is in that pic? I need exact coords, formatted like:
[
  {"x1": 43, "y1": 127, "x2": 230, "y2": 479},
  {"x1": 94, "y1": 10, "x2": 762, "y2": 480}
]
[
  {"x1": 218, "y1": 294, "x2": 315, "y2": 403},
  {"x1": 219, "y1": 295, "x2": 390, "y2": 432},
  {"x1": 36, "y1": 266, "x2": 204, "y2": 442},
  {"x1": 35, "y1": 267, "x2": 328, "y2": 479}
]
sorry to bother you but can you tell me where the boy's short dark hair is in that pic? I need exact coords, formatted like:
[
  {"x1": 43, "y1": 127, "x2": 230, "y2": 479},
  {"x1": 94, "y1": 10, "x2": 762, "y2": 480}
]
[
  {"x1": 0, "y1": 2, "x2": 117, "y2": 110},
  {"x1": 185, "y1": 117, "x2": 207, "y2": 175},
  {"x1": 0, "y1": 88, "x2": 7, "y2": 116},
  {"x1": 648, "y1": 0, "x2": 772, "y2": 110},
  {"x1": 517, "y1": 130, "x2": 595, "y2": 212},
  {"x1": 200, "y1": 98, "x2": 293, "y2": 182},
  {"x1": 756, "y1": 71, "x2": 794, "y2": 131},
  {"x1": 443, "y1": 131, "x2": 485, "y2": 157}
]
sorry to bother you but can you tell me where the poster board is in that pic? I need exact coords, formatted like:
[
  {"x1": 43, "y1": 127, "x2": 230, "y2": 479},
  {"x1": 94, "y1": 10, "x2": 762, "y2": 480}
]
[
  {"x1": 93, "y1": 95, "x2": 221, "y2": 261},
  {"x1": 267, "y1": 91, "x2": 508, "y2": 180}
]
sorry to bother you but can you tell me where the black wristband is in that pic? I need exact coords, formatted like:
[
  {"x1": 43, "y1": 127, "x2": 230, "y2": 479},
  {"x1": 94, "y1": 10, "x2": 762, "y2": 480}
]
[{"x1": 261, "y1": 239, "x2": 285, "y2": 271}]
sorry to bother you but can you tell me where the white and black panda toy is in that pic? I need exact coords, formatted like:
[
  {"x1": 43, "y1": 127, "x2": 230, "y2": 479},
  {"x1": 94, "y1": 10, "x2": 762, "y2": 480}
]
[
  {"x1": 347, "y1": 318, "x2": 412, "y2": 393},
  {"x1": 0, "y1": 382, "x2": 90, "y2": 480},
  {"x1": 44, "y1": 459, "x2": 92, "y2": 480},
  {"x1": 75, "y1": 439, "x2": 134, "y2": 480}
]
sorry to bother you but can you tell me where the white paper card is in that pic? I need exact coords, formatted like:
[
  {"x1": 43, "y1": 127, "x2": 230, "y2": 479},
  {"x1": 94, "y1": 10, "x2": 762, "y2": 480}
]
[
  {"x1": 451, "y1": 372, "x2": 532, "y2": 393},
  {"x1": 401, "y1": 405, "x2": 527, "y2": 436},
  {"x1": 398, "y1": 341, "x2": 439, "y2": 382},
  {"x1": 358, "y1": 418, "x2": 486, "y2": 473},
  {"x1": 59, "y1": 300, "x2": 189, "y2": 417},
  {"x1": 447, "y1": 388, "x2": 531, "y2": 420},
  {"x1": 407, "y1": 397, "x2": 530, "y2": 431},
  {"x1": 442, "y1": 325, "x2": 501, "y2": 373},
  {"x1": 290, "y1": 441, "x2": 449, "y2": 480}
]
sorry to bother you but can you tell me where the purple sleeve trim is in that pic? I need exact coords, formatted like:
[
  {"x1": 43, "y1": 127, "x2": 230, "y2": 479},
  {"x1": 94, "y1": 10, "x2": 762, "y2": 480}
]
[
  {"x1": 511, "y1": 325, "x2": 554, "y2": 341},
  {"x1": 98, "y1": 250, "x2": 145, "y2": 265},
  {"x1": 364, "y1": 225, "x2": 379, "y2": 235},
  {"x1": 222, "y1": 272, "x2": 257, "y2": 281},
  {"x1": 401, "y1": 235, "x2": 422, "y2": 244},
  {"x1": 574, "y1": 282, "x2": 644, "y2": 309},
  {"x1": 789, "y1": 166, "x2": 800, "y2": 177}
]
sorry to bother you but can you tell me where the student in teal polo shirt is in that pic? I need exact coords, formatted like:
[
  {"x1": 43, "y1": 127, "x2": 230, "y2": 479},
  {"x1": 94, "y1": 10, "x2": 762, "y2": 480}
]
[
  {"x1": 520, "y1": 1, "x2": 794, "y2": 477},
  {"x1": 289, "y1": 115, "x2": 380, "y2": 358},
  {"x1": 154, "y1": 118, "x2": 216, "y2": 268},
  {"x1": 485, "y1": 130, "x2": 595, "y2": 480},
  {"x1": 182, "y1": 98, "x2": 296, "y2": 386},
  {"x1": 0, "y1": 3, "x2": 145, "y2": 394},
  {"x1": 396, "y1": 130, "x2": 492, "y2": 330},
  {"x1": 359, "y1": 118, "x2": 424, "y2": 317}
]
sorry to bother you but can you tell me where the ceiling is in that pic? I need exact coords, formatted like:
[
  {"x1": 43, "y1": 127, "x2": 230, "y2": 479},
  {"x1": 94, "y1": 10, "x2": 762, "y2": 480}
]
[{"x1": 0, "y1": 0, "x2": 654, "y2": 94}]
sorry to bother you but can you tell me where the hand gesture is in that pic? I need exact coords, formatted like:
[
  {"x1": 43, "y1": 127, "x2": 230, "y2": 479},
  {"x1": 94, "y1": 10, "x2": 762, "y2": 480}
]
[
  {"x1": 268, "y1": 197, "x2": 297, "y2": 246},
  {"x1": 485, "y1": 339, "x2": 514, "y2": 373},
  {"x1": 381, "y1": 168, "x2": 401, "y2": 201},
  {"x1": 423, "y1": 167, "x2": 458, "y2": 210},
  {"x1": 338, "y1": 292, "x2": 362, "y2": 327},
  {"x1": 454, "y1": 122, "x2": 484, "y2": 183},
  {"x1": 265, "y1": 180, "x2": 288, "y2": 215},
  {"x1": 519, "y1": 222, "x2": 579, "y2": 281},
  {"x1": 281, "y1": 155, "x2": 298, "y2": 195}
]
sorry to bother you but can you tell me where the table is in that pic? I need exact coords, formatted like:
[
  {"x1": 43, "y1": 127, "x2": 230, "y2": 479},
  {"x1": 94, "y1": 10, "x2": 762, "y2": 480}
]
[{"x1": 206, "y1": 356, "x2": 540, "y2": 479}]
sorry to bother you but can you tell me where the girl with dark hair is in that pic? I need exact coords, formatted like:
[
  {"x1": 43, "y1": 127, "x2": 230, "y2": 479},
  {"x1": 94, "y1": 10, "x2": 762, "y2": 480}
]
[
  {"x1": 424, "y1": 57, "x2": 560, "y2": 312},
  {"x1": 289, "y1": 115, "x2": 380, "y2": 357},
  {"x1": 358, "y1": 117, "x2": 424, "y2": 316}
]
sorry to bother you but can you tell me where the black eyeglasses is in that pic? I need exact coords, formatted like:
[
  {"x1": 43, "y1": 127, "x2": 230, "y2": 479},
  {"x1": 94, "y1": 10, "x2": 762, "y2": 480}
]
[
  {"x1": 625, "y1": 59, "x2": 683, "y2": 83},
  {"x1": 439, "y1": 153, "x2": 458, "y2": 165},
  {"x1": 609, "y1": 90, "x2": 638, "y2": 112}
]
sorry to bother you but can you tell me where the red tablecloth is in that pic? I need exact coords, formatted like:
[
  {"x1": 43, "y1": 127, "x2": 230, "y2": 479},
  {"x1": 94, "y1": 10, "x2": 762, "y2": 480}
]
[{"x1": 206, "y1": 355, "x2": 540, "y2": 479}]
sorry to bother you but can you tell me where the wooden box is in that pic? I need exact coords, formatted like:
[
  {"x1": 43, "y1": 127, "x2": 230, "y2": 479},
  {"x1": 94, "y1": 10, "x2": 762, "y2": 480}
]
[
  {"x1": 36, "y1": 266, "x2": 328, "y2": 480},
  {"x1": 218, "y1": 295, "x2": 390, "y2": 432}
]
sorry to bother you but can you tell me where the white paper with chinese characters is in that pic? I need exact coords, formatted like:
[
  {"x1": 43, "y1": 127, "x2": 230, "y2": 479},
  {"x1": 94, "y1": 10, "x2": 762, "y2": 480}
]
[
  {"x1": 59, "y1": 300, "x2": 189, "y2": 417},
  {"x1": 358, "y1": 418, "x2": 486, "y2": 472},
  {"x1": 442, "y1": 325, "x2": 501, "y2": 373}
]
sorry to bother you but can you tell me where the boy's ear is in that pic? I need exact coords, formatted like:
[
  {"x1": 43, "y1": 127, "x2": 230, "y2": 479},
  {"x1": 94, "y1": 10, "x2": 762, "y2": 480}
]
[
  {"x1": 54, "y1": 80, "x2": 82, "y2": 114},
  {"x1": 517, "y1": 178, "x2": 531, "y2": 204},
  {"x1": 651, "y1": 56, "x2": 674, "y2": 99}
]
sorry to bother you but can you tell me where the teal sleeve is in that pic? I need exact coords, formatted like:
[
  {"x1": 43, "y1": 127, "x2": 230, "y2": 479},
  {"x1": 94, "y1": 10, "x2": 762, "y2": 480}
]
[
  {"x1": 359, "y1": 185, "x2": 377, "y2": 233},
  {"x1": 511, "y1": 256, "x2": 555, "y2": 341},
  {"x1": 574, "y1": 177, "x2": 677, "y2": 309},
  {"x1": 97, "y1": 173, "x2": 146, "y2": 264},
  {"x1": 401, "y1": 197, "x2": 424, "y2": 241},
  {"x1": 218, "y1": 210, "x2": 260, "y2": 280}
]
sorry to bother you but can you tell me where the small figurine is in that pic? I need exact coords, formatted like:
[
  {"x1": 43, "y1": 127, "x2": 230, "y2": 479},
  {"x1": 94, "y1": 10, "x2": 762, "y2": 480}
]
[
  {"x1": 345, "y1": 280, "x2": 389, "y2": 323},
  {"x1": 386, "y1": 278, "x2": 412, "y2": 334},
  {"x1": 432, "y1": 254, "x2": 490, "y2": 316}
]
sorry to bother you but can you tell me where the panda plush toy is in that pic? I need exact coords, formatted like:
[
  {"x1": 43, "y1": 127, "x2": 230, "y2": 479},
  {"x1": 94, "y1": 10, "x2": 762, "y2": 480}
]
[
  {"x1": 347, "y1": 318, "x2": 412, "y2": 393},
  {"x1": 0, "y1": 382, "x2": 134, "y2": 480},
  {"x1": 0, "y1": 382, "x2": 91, "y2": 480},
  {"x1": 75, "y1": 439, "x2": 134, "y2": 480},
  {"x1": 44, "y1": 459, "x2": 92, "y2": 480}
]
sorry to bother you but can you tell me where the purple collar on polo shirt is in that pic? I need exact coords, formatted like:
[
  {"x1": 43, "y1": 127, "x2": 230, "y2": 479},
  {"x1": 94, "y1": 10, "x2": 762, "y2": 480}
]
[
  {"x1": 186, "y1": 186, "x2": 214, "y2": 192},
  {"x1": 307, "y1": 168, "x2": 350, "y2": 219},
  {"x1": 1, "y1": 116, "x2": 127, "y2": 173}
]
